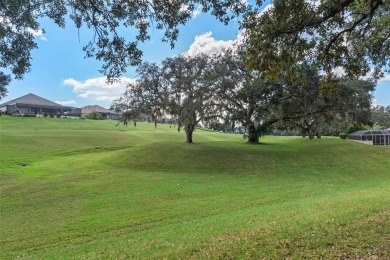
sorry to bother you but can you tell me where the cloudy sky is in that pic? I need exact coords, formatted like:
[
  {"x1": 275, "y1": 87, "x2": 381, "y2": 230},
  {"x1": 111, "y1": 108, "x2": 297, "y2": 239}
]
[{"x1": 2, "y1": 1, "x2": 389, "y2": 108}]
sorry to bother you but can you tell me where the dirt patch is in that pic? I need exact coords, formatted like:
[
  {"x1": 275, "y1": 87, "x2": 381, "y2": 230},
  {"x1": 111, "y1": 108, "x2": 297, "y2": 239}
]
[{"x1": 17, "y1": 162, "x2": 31, "y2": 167}]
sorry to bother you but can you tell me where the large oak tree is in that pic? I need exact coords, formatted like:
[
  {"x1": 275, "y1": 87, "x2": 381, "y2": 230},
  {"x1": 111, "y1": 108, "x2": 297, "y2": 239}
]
[
  {"x1": 208, "y1": 47, "x2": 282, "y2": 144},
  {"x1": 274, "y1": 65, "x2": 375, "y2": 139},
  {"x1": 209, "y1": 48, "x2": 375, "y2": 142},
  {"x1": 112, "y1": 54, "x2": 219, "y2": 143}
]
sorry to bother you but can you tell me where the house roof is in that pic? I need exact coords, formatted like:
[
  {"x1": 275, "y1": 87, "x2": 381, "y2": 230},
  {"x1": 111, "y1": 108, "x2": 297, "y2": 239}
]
[
  {"x1": 349, "y1": 130, "x2": 390, "y2": 136},
  {"x1": 0, "y1": 93, "x2": 63, "y2": 107},
  {"x1": 81, "y1": 105, "x2": 118, "y2": 114}
]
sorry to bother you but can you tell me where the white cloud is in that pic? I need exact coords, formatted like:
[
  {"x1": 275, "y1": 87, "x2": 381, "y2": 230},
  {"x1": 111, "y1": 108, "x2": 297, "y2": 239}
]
[
  {"x1": 27, "y1": 28, "x2": 43, "y2": 37},
  {"x1": 63, "y1": 77, "x2": 136, "y2": 102},
  {"x1": 55, "y1": 100, "x2": 77, "y2": 106},
  {"x1": 27, "y1": 28, "x2": 48, "y2": 41},
  {"x1": 0, "y1": 18, "x2": 47, "y2": 41},
  {"x1": 185, "y1": 31, "x2": 236, "y2": 56},
  {"x1": 259, "y1": 3, "x2": 273, "y2": 17}
]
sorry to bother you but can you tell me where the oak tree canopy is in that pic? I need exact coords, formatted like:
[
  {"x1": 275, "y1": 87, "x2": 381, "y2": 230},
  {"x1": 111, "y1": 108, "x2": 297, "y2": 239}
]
[{"x1": 245, "y1": 0, "x2": 389, "y2": 81}]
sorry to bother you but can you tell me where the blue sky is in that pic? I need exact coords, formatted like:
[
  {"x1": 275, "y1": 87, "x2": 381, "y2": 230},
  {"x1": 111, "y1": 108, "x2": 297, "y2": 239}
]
[{"x1": 2, "y1": 2, "x2": 389, "y2": 108}]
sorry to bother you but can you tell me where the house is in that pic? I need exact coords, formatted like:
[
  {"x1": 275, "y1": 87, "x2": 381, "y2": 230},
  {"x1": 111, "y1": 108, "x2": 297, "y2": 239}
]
[
  {"x1": 0, "y1": 93, "x2": 80, "y2": 116},
  {"x1": 81, "y1": 105, "x2": 120, "y2": 120},
  {"x1": 348, "y1": 130, "x2": 390, "y2": 146}
]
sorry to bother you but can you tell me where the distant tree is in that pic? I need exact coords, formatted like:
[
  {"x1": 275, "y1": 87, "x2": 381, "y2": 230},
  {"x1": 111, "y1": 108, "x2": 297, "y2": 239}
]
[
  {"x1": 208, "y1": 47, "x2": 281, "y2": 144},
  {"x1": 0, "y1": 0, "x2": 249, "y2": 100},
  {"x1": 113, "y1": 54, "x2": 218, "y2": 143},
  {"x1": 370, "y1": 105, "x2": 390, "y2": 128},
  {"x1": 136, "y1": 62, "x2": 169, "y2": 128},
  {"x1": 347, "y1": 123, "x2": 370, "y2": 134},
  {"x1": 162, "y1": 54, "x2": 219, "y2": 143},
  {"x1": 273, "y1": 63, "x2": 326, "y2": 139},
  {"x1": 211, "y1": 57, "x2": 376, "y2": 140},
  {"x1": 0, "y1": 72, "x2": 10, "y2": 99},
  {"x1": 205, "y1": 120, "x2": 222, "y2": 131},
  {"x1": 315, "y1": 115, "x2": 351, "y2": 137},
  {"x1": 274, "y1": 65, "x2": 375, "y2": 139},
  {"x1": 244, "y1": 0, "x2": 390, "y2": 81},
  {"x1": 112, "y1": 84, "x2": 144, "y2": 127},
  {"x1": 372, "y1": 122, "x2": 385, "y2": 130},
  {"x1": 112, "y1": 63, "x2": 167, "y2": 128},
  {"x1": 336, "y1": 79, "x2": 375, "y2": 124}
]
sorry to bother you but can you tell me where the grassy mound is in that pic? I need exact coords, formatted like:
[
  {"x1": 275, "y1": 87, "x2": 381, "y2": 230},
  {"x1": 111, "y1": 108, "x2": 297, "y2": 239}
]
[{"x1": 1, "y1": 116, "x2": 389, "y2": 258}]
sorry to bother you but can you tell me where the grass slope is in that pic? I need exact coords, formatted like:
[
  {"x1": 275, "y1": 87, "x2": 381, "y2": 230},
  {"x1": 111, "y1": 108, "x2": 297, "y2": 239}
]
[{"x1": 1, "y1": 116, "x2": 389, "y2": 259}]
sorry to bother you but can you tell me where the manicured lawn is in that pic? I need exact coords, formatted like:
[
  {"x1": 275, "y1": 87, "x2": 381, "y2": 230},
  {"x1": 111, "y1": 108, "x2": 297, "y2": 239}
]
[{"x1": 1, "y1": 116, "x2": 389, "y2": 258}]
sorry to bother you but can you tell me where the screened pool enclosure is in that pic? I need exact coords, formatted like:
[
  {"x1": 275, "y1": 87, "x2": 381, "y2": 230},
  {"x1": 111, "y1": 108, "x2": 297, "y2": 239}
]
[{"x1": 348, "y1": 130, "x2": 390, "y2": 145}]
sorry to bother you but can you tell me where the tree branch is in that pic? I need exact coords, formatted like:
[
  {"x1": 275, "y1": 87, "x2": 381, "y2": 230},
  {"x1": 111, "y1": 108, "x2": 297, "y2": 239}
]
[{"x1": 324, "y1": 0, "x2": 384, "y2": 54}]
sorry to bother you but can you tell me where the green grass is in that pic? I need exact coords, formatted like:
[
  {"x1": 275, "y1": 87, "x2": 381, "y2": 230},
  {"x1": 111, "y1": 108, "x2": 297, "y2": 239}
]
[{"x1": 1, "y1": 116, "x2": 389, "y2": 259}]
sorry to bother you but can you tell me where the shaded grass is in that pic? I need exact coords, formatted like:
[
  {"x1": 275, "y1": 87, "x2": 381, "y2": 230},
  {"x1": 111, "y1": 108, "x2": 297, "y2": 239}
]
[{"x1": 0, "y1": 116, "x2": 389, "y2": 259}]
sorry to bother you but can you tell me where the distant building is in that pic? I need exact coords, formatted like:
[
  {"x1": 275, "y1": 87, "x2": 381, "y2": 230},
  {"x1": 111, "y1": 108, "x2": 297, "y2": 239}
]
[
  {"x1": 81, "y1": 105, "x2": 120, "y2": 120},
  {"x1": 0, "y1": 93, "x2": 121, "y2": 119},
  {"x1": 348, "y1": 130, "x2": 390, "y2": 146},
  {"x1": 0, "y1": 93, "x2": 79, "y2": 115}
]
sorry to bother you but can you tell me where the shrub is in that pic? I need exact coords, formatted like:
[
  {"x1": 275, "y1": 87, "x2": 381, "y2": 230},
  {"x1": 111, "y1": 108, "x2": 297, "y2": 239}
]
[
  {"x1": 85, "y1": 112, "x2": 102, "y2": 120},
  {"x1": 347, "y1": 124, "x2": 369, "y2": 134},
  {"x1": 339, "y1": 133, "x2": 347, "y2": 140},
  {"x1": 23, "y1": 114, "x2": 36, "y2": 117}
]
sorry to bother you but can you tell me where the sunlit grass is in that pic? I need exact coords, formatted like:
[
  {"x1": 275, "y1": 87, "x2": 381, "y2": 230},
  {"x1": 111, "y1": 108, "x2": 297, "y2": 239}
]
[{"x1": 1, "y1": 116, "x2": 389, "y2": 258}]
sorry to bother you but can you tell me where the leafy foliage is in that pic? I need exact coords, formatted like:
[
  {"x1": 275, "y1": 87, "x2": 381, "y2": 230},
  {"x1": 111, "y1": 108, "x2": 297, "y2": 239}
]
[
  {"x1": 0, "y1": 0, "x2": 67, "y2": 94},
  {"x1": 273, "y1": 65, "x2": 375, "y2": 139},
  {"x1": 113, "y1": 54, "x2": 217, "y2": 143},
  {"x1": 85, "y1": 111, "x2": 102, "y2": 120},
  {"x1": 0, "y1": 71, "x2": 10, "y2": 99},
  {"x1": 370, "y1": 105, "x2": 390, "y2": 128},
  {"x1": 112, "y1": 62, "x2": 167, "y2": 128},
  {"x1": 346, "y1": 123, "x2": 369, "y2": 134},
  {"x1": 245, "y1": 0, "x2": 390, "y2": 80},
  {"x1": 207, "y1": 48, "x2": 375, "y2": 142},
  {"x1": 208, "y1": 47, "x2": 281, "y2": 143},
  {"x1": 162, "y1": 54, "x2": 219, "y2": 143},
  {"x1": 339, "y1": 133, "x2": 347, "y2": 139},
  {"x1": 0, "y1": 0, "x2": 250, "y2": 99},
  {"x1": 114, "y1": 45, "x2": 376, "y2": 144}
]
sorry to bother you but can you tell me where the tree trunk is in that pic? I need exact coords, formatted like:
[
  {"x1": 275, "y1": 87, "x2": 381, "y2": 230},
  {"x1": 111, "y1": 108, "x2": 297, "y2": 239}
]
[
  {"x1": 247, "y1": 124, "x2": 260, "y2": 144},
  {"x1": 316, "y1": 128, "x2": 321, "y2": 139},
  {"x1": 185, "y1": 124, "x2": 194, "y2": 144},
  {"x1": 308, "y1": 128, "x2": 315, "y2": 139}
]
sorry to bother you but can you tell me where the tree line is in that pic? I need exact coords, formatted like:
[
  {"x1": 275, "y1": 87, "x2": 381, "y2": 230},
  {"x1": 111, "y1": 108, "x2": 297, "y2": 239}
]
[
  {"x1": 1, "y1": 0, "x2": 388, "y2": 143},
  {"x1": 111, "y1": 46, "x2": 375, "y2": 144}
]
